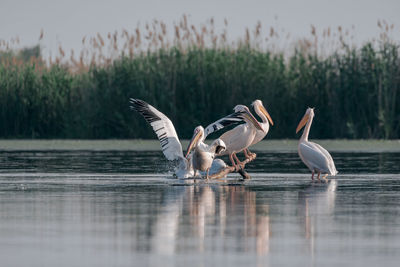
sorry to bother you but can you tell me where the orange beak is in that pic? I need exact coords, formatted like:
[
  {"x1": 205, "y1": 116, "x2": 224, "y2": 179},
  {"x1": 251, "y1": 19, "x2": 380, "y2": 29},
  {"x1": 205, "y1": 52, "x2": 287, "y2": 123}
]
[
  {"x1": 296, "y1": 113, "x2": 309, "y2": 133},
  {"x1": 185, "y1": 130, "x2": 202, "y2": 158},
  {"x1": 242, "y1": 109, "x2": 263, "y2": 131},
  {"x1": 259, "y1": 105, "x2": 274, "y2": 126}
]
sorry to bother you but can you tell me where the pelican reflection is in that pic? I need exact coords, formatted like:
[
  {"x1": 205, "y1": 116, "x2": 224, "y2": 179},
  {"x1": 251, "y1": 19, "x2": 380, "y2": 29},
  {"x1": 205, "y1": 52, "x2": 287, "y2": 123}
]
[
  {"x1": 297, "y1": 180, "x2": 338, "y2": 255},
  {"x1": 150, "y1": 183, "x2": 270, "y2": 255}
]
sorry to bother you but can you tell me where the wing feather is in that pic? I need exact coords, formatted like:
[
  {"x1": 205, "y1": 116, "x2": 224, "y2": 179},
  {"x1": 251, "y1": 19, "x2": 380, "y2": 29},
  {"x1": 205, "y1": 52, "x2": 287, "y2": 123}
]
[
  {"x1": 204, "y1": 111, "x2": 245, "y2": 137},
  {"x1": 311, "y1": 142, "x2": 338, "y2": 175},
  {"x1": 130, "y1": 98, "x2": 183, "y2": 161}
]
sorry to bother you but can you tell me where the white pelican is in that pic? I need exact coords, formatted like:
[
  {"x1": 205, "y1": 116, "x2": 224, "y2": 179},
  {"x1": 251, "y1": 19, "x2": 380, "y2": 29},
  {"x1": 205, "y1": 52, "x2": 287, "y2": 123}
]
[
  {"x1": 244, "y1": 99, "x2": 274, "y2": 159},
  {"x1": 296, "y1": 108, "x2": 338, "y2": 181},
  {"x1": 207, "y1": 105, "x2": 263, "y2": 171},
  {"x1": 130, "y1": 99, "x2": 243, "y2": 178},
  {"x1": 185, "y1": 126, "x2": 226, "y2": 178}
]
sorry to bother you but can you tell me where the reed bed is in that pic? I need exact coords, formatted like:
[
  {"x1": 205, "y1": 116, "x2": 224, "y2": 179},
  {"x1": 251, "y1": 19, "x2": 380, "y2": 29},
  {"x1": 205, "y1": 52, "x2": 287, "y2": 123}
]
[{"x1": 0, "y1": 17, "x2": 399, "y2": 139}]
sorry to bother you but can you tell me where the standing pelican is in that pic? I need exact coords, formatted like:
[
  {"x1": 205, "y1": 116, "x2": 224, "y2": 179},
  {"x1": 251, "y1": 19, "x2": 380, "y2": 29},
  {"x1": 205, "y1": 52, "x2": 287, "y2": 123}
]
[
  {"x1": 205, "y1": 105, "x2": 263, "y2": 171},
  {"x1": 130, "y1": 99, "x2": 243, "y2": 178},
  {"x1": 244, "y1": 99, "x2": 274, "y2": 159},
  {"x1": 296, "y1": 108, "x2": 338, "y2": 181},
  {"x1": 186, "y1": 126, "x2": 226, "y2": 178}
]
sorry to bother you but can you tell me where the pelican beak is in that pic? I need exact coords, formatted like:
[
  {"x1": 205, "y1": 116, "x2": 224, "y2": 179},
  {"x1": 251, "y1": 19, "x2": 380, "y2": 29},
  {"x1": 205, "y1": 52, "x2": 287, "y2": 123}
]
[
  {"x1": 186, "y1": 130, "x2": 202, "y2": 158},
  {"x1": 243, "y1": 110, "x2": 263, "y2": 131},
  {"x1": 296, "y1": 114, "x2": 310, "y2": 133},
  {"x1": 259, "y1": 105, "x2": 274, "y2": 126}
]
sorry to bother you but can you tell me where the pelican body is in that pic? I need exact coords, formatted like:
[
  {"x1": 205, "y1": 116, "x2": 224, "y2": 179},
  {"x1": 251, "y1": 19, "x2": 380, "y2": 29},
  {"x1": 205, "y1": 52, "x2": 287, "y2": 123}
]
[
  {"x1": 296, "y1": 108, "x2": 338, "y2": 181},
  {"x1": 186, "y1": 126, "x2": 226, "y2": 178},
  {"x1": 216, "y1": 105, "x2": 263, "y2": 170},
  {"x1": 244, "y1": 99, "x2": 274, "y2": 159}
]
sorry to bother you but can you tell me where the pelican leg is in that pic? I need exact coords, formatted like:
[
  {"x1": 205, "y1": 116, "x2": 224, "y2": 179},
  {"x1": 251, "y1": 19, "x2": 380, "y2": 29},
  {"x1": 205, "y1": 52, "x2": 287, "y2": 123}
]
[
  {"x1": 206, "y1": 169, "x2": 210, "y2": 179},
  {"x1": 317, "y1": 172, "x2": 321, "y2": 181},
  {"x1": 244, "y1": 149, "x2": 251, "y2": 159},
  {"x1": 229, "y1": 154, "x2": 239, "y2": 171},
  {"x1": 194, "y1": 170, "x2": 197, "y2": 177},
  {"x1": 233, "y1": 153, "x2": 245, "y2": 170},
  {"x1": 311, "y1": 171, "x2": 314, "y2": 181}
]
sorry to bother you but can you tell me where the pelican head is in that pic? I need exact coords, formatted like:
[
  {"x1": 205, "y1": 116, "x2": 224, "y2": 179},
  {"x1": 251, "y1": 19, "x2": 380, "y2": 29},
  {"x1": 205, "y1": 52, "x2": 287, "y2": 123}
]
[
  {"x1": 296, "y1": 107, "x2": 315, "y2": 133},
  {"x1": 186, "y1": 126, "x2": 205, "y2": 158},
  {"x1": 251, "y1": 99, "x2": 274, "y2": 126},
  {"x1": 233, "y1": 105, "x2": 263, "y2": 131},
  {"x1": 212, "y1": 138, "x2": 226, "y2": 155}
]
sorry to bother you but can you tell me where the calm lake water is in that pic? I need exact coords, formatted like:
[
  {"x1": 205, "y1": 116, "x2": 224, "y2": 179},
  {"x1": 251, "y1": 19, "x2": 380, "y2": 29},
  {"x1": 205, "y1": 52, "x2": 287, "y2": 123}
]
[{"x1": 1, "y1": 150, "x2": 400, "y2": 267}]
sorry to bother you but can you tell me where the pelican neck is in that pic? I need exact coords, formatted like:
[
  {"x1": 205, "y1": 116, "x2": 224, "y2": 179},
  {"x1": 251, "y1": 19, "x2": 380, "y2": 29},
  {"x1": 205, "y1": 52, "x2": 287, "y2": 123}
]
[
  {"x1": 254, "y1": 105, "x2": 268, "y2": 124},
  {"x1": 301, "y1": 115, "x2": 313, "y2": 142}
]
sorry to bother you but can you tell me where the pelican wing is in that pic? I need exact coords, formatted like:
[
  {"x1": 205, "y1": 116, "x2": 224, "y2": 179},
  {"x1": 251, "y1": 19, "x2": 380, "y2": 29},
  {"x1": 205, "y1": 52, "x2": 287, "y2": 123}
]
[
  {"x1": 204, "y1": 111, "x2": 245, "y2": 137},
  {"x1": 311, "y1": 142, "x2": 338, "y2": 175},
  {"x1": 299, "y1": 142, "x2": 336, "y2": 175},
  {"x1": 130, "y1": 99, "x2": 183, "y2": 161}
]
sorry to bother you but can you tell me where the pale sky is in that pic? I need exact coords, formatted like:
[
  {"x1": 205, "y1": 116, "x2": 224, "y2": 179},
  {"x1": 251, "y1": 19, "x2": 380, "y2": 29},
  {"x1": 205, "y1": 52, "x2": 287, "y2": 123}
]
[{"x1": 1, "y1": 0, "x2": 399, "y2": 57}]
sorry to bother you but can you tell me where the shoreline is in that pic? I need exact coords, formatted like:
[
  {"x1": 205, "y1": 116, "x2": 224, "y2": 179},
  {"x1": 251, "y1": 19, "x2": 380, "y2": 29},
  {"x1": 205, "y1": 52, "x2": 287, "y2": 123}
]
[{"x1": 0, "y1": 139, "x2": 399, "y2": 152}]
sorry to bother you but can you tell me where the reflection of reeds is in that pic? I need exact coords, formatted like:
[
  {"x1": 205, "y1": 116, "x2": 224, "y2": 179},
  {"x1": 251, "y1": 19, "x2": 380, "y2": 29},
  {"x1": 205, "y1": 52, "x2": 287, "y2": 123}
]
[{"x1": 0, "y1": 17, "x2": 399, "y2": 139}]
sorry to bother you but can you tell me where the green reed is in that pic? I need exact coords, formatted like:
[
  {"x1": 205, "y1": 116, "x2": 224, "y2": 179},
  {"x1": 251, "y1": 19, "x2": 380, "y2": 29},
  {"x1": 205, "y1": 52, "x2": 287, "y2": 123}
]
[{"x1": 0, "y1": 18, "x2": 399, "y2": 139}]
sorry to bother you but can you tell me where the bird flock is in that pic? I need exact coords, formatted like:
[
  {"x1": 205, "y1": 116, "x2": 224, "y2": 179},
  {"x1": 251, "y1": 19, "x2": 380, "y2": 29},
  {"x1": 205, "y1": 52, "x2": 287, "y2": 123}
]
[{"x1": 130, "y1": 98, "x2": 337, "y2": 181}]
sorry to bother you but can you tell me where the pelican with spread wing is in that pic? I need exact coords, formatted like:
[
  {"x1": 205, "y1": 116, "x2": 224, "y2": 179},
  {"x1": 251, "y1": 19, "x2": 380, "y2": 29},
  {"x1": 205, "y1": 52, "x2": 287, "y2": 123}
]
[
  {"x1": 296, "y1": 108, "x2": 338, "y2": 181},
  {"x1": 130, "y1": 99, "x2": 244, "y2": 178}
]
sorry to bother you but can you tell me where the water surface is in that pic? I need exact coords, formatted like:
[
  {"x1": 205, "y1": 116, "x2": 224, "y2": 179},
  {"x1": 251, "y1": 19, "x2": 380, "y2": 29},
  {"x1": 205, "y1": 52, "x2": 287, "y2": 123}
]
[{"x1": 0, "y1": 151, "x2": 399, "y2": 266}]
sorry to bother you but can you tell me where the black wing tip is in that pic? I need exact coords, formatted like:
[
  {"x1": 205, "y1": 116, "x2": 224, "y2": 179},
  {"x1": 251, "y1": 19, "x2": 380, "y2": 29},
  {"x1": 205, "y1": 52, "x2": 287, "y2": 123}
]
[
  {"x1": 129, "y1": 98, "x2": 146, "y2": 105},
  {"x1": 204, "y1": 111, "x2": 246, "y2": 137},
  {"x1": 129, "y1": 98, "x2": 162, "y2": 123},
  {"x1": 229, "y1": 111, "x2": 247, "y2": 118},
  {"x1": 129, "y1": 98, "x2": 149, "y2": 111}
]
